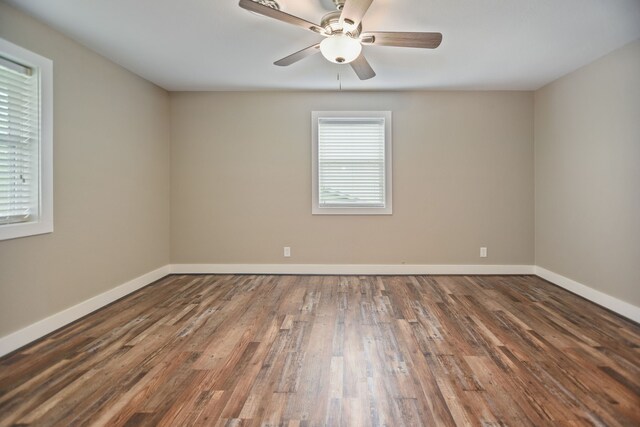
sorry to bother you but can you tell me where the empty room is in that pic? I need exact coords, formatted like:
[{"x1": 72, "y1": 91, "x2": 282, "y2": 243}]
[{"x1": 0, "y1": 0, "x2": 639, "y2": 425}]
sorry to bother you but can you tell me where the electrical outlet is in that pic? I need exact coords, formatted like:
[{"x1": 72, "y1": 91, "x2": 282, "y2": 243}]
[
  {"x1": 284, "y1": 246, "x2": 291, "y2": 257},
  {"x1": 480, "y1": 247, "x2": 488, "y2": 258}
]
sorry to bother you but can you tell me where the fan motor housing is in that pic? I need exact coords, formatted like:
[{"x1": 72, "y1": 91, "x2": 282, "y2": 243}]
[{"x1": 320, "y1": 10, "x2": 362, "y2": 37}]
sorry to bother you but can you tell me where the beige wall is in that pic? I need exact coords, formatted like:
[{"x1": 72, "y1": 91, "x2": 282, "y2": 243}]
[
  {"x1": 535, "y1": 40, "x2": 640, "y2": 306},
  {"x1": 0, "y1": 3, "x2": 171, "y2": 337},
  {"x1": 170, "y1": 91, "x2": 534, "y2": 265}
]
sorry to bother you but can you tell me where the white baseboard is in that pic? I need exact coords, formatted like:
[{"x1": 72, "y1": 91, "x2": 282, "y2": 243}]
[
  {"x1": 2, "y1": 263, "x2": 637, "y2": 358},
  {"x1": 170, "y1": 263, "x2": 535, "y2": 275},
  {"x1": 0, "y1": 263, "x2": 529, "y2": 358},
  {"x1": 535, "y1": 266, "x2": 640, "y2": 323},
  {"x1": 0, "y1": 265, "x2": 171, "y2": 358}
]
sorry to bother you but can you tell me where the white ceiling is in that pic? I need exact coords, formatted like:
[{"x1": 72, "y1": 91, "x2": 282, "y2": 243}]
[{"x1": 5, "y1": 0, "x2": 640, "y2": 91}]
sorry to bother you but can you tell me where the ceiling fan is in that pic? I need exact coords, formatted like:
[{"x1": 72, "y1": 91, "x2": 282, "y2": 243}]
[{"x1": 238, "y1": 0, "x2": 442, "y2": 80}]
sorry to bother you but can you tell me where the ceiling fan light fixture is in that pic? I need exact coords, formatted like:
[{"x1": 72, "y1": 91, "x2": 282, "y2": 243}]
[{"x1": 320, "y1": 34, "x2": 362, "y2": 64}]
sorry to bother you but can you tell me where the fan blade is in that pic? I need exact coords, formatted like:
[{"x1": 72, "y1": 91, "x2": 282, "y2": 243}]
[
  {"x1": 360, "y1": 31, "x2": 442, "y2": 49},
  {"x1": 239, "y1": 0, "x2": 324, "y2": 34},
  {"x1": 339, "y1": 0, "x2": 374, "y2": 31},
  {"x1": 274, "y1": 44, "x2": 321, "y2": 66},
  {"x1": 350, "y1": 54, "x2": 376, "y2": 80}
]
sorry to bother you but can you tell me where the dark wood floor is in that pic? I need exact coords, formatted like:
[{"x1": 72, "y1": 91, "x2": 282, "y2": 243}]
[{"x1": 0, "y1": 275, "x2": 639, "y2": 426}]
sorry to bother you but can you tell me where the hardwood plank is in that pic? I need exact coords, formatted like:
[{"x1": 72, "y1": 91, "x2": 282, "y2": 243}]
[{"x1": 0, "y1": 274, "x2": 638, "y2": 426}]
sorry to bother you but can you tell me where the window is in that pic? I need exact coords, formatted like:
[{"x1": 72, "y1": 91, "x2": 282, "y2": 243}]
[
  {"x1": 0, "y1": 38, "x2": 53, "y2": 241},
  {"x1": 312, "y1": 111, "x2": 392, "y2": 215}
]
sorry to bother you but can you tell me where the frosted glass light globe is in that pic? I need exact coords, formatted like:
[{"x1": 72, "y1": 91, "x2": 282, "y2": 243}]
[{"x1": 320, "y1": 34, "x2": 362, "y2": 64}]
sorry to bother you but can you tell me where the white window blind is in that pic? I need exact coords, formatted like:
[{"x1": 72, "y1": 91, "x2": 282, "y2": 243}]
[
  {"x1": 0, "y1": 56, "x2": 39, "y2": 225},
  {"x1": 317, "y1": 117, "x2": 386, "y2": 208}
]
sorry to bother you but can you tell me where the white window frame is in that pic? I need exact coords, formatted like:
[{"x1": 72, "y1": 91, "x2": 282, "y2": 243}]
[
  {"x1": 0, "y1": 37, "x2": 53, "y2": 241},
  {"x1": 312, "y1": 111, "x2": 392, "y2": 215}
]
